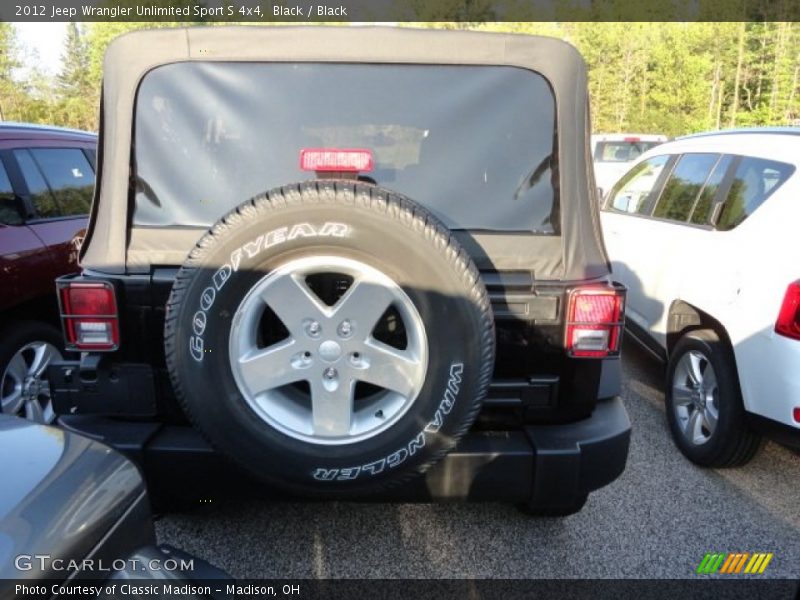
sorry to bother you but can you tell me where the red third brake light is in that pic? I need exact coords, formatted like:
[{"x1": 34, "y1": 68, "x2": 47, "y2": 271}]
[
  {"x1": 775, "y1": 280, "x2": 800, "y2": 340},
  {"x1": 58, "y1": 282, "x2": 119, "y2": 351},
  {"x1": 300, "y1": 148, "x2": 374, "y2": 173},
  {"x1": 565, "y1": 287, "x2": 625, "y2": 358}
]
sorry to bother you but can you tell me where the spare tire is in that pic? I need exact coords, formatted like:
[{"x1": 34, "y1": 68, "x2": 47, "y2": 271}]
[{"x1": 164, "y1": 181, "x2": 494, "y2": 495}]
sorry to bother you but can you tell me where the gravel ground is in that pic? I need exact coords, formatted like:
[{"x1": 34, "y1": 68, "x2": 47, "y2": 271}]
[{"x1": 156, "y1": 343, "x2": 800, "y2": 579}]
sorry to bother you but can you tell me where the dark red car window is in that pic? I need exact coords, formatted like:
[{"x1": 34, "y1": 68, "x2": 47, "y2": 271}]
[
  {"x1": 0, "y1": 159, "x2": 22, "y2": 225},
  {"x1": 14, "y1": 148, "x2": 93, "y2": 219},
  {"x1": 14, "y1": 149, "x2": 59, "y2": 219}
]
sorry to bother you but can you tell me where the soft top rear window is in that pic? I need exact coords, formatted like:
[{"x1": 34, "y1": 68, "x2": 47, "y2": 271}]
[{"x1": 133, "y1": 62, "x2": 559, "y2": 234}]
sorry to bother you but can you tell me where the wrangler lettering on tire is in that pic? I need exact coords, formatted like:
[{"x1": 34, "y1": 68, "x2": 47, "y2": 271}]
[{"x1": 164, "y1": 181, "x2": 495, "y2": 495}]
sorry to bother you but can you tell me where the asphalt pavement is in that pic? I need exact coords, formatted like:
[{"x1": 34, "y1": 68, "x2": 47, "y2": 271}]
[{"x1": 156, "y1": 341, "x2": 800, "y2": 579}]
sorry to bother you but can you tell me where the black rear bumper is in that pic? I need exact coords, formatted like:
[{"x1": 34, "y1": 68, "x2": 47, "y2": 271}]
[{"x1": 57, "y1": 397, "x2": 630, "y2": 510}]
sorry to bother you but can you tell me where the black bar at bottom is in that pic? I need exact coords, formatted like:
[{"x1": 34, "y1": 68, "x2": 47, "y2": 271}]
[{"x1": 4, "y1": 579, "x2": 797, "y2": 600}]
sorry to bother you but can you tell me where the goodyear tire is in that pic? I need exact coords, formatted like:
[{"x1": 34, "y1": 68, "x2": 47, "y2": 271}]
[{"x1": 164, "y1": 181, "x2": 495, "y2": 495}]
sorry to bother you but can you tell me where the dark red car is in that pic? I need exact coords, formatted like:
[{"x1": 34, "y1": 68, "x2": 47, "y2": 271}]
[{"x1": 0, "y1": 123, "x2": 96, "y2": 423}]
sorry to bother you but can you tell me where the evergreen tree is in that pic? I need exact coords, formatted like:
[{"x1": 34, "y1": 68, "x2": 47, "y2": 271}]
[
  {"x1": 4, "y1": 21, "x2": 800, "y2": 134},
  {"x1": 0, "y1": 23, "x2": 21, "y2": 121},
  {"x1": 58, "y1": 23, "x2": 91, "y2": 98},
  {"x1": 55, "y1": 23, "x2": 95, "y2": 130}
]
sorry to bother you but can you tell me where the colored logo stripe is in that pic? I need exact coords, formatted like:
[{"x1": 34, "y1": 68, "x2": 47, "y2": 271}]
[
  {"x1": 698, "y1": 553, "x2": 773, "y2": 574},
  {"x1": 720, "y1": 553, "x2": 749, "y2": 573},
  {"x1": 697, "y1": 553, "x2": 725, "y2": 574},
  {"x1": 733, "y1": 553, "x2": 750, "y2": 573},
  {"x1": 744, "y1": 553, "x2": 774, "y2": 574},
  {"x1": 720, "y1": 554, "x2": 736, "y2": 573}
]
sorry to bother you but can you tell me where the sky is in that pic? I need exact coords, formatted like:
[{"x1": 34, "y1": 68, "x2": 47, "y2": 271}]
[
  {"x1": 14, "y1": 23, "x2": 68, "y2": 76},
  {"x1": 10, "y1": 22, "x2": 397, "y2": 77}
]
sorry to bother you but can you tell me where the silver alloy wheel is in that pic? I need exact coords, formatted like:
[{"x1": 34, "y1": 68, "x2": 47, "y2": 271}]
[
  {"x1": 1, "y1": 341, "x2": 62, "y2": 424},
  {"x1": 229, "y1": 255, "x2": 429, "y2": 445},
  {"x1": 672, "y1": 350, "x2": 719, "y2": 446}
]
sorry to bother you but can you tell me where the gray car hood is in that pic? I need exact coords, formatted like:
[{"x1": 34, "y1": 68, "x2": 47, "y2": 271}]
[{"x1": 0, "y1": 416, "x2": 144, "y2": 580}]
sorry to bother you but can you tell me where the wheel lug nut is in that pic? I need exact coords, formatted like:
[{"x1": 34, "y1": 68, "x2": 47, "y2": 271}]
[
  {"x1": 306, "y1": 320, "x2": 321, "y2": 337},
  {"x1": 337, "y1": 320, "x2": 352, "y2": 337},
  {"x1": 324, "y1": 367, "x2": 337, "y2": 380}
]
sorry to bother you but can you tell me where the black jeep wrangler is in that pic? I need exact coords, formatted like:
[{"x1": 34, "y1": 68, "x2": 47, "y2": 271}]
[{"x1": 51, "y1": 26, "x2": 630, "y2": 514}]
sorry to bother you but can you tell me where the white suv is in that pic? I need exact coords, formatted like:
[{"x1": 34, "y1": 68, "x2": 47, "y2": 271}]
[
  {"x1": 592, "y1": 133, "x2": 667, "y2": 198},
  {"x1": 601, "y1": 128, "x2": 800, "y2": 467}
]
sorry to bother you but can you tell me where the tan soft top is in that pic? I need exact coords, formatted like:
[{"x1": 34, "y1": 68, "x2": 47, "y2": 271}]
[{"x1": 82, "y1": 26, "x2": 608, "y2": 281}]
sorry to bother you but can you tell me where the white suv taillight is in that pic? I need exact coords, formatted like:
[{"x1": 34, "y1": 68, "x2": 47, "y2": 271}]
[
  {"x1": 775, "y1": 280, "x2": 800, "y2": 340},
  {"x1": 565, "y1": 287, "x2": 625, "y2": 358},
  {"x1": 58, "y1": 281, "x2": 120, "y2": 351}
]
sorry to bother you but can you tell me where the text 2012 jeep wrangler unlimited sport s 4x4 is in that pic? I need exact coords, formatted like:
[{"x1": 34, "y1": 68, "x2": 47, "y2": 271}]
[{"x1": 50, "y1": 27, "x2": 630, "y2": 514}]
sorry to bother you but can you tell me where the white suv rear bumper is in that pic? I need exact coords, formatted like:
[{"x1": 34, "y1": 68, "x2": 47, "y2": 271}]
[{"x1": 736, "y1": 333, "x2": 800, "y2": 430}]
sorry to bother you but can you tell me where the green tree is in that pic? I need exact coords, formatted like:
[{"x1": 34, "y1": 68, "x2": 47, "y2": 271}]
[
  {"x1": 58, "y1": 24, "x2": 91, "y2": 96},
  {"x1": 0, "y1": 23, "x2": 21, "y2": 121},
  {"x1": 54, "y1": 23, "x2": 96, "y2": 130},
  {"x1": 7, "y1": 20, "x2": 800, "y2": 135}
]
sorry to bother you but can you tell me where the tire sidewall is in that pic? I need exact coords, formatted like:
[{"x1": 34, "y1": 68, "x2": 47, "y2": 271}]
[{"x1": 168, "y1": 193, "x2": 492, "y2": 493}]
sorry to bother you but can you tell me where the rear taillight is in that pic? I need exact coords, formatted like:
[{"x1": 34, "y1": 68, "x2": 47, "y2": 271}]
[
  {"x1": 775, "y1": 280, "x2": 800, "y2": 340},
  {"x1": 565, "y1": 287, "x2": 625, "y2": 358},
  {"x1": 300, "y1": 148, "x2": 374, "y2": 173},
  {"x1": 58, "y1": 281, "x2": 119, "y2": 351}
]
